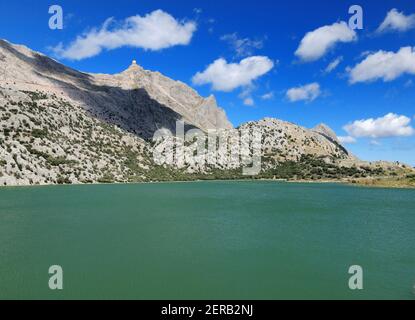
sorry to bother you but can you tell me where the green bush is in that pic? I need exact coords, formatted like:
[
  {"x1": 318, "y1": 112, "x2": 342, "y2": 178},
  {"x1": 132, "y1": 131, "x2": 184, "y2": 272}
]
[{"x1": 31, "y1": 128, "x2": 48, "y2": 139}]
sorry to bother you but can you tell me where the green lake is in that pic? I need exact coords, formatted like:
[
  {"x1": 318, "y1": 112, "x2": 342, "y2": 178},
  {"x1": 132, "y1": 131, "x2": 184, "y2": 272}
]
[{"x1": 0, "y1": 181, "x2": 414, "y2": 299}]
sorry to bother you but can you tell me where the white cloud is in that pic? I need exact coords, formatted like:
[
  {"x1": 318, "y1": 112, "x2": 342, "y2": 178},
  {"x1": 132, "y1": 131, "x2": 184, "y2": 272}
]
[
  {"x1": 193, "y1": 8, "x2": 203, "y2": 15},
  {"x1": 295, "y1": 22, "x2": 356, "y2": 62},
  {"x1": 344, "y1": 113, "x2": 414, "y2": 138},
  {"x1": 243, "y1": 97, "x2": 255, "y2": 106},
  {"x1": 261, "y1": 92, "x2": 274, "y2": 100},
  {"x1": 52, "y1": 10, "x2": 197, "y2": 60},
  {"x1": 370, "y1": 140, "x2": 381, "y2": 146},
  {"x1": 221, "y1": 33, "x2": 264, "y2": 57},
  {"x1": 349, "y1": 47, "x2": 415, "y2": 83},
  {"x1": 338, "y1": 136, "x2": 357, "y2": 144},
  {"x1": 192, "y1": 56, "x2": 274, "y2": 92},
  {"x1": 286, "y1": 83, "x2": 321, "y2": 102},
  {"x1": 377, "y1": 8, "x2": 415, "y2": 33},
  {"x1": 359, "y1": 50, "x2": 374, "y2": 58},
  {"x1": 237, "y1": 86, "x2": 257, "y2": 106},
  {"x1": 324, "y1": 56, "x2": 343, "y2": 73},
  {"x1": 238, "y1": 86, "x2": 255, "y2": 106}
]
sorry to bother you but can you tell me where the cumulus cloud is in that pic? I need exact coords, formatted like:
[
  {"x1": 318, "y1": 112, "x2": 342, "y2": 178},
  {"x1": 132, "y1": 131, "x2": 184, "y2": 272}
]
[
  {"x1": 324, "y1": 56, "x2": 343, "y2": 73},
  {"x1": 295, "y1": 22, "x2": 356, "y2": 62},
  {"x1": 286, "y1": 83, "x2": 321, "y2": 102},
  {"x1": 243, "y1": 97, "x2": 255, "y2": 106},
  {"x1": 344, "y1": 113, "x2": 414, "y2": 138},
  {"x1": 237, "y1": 86, "x2": 256, "y2": 106},
  {"x1": 377, "y1": 8, "x2": 415, "y2": 33},
  {"x1": 338, "y1": 136, "x2": 357, "y2": 144},
  {"x1": 221, "y1": 33, "x2": 264, "y2": 57},
  {"x1": 192, "y1": 56, "x2": 274, "y2": 92},
  {"x1": 261, "y1": 92, "x2": 274, "y2": 100},
  {"x1": 52, "y1": 10, "x2": 197, "y2": 60},
  {"x1": 349, "y1": 47, "x2": 415, "y2": 83}
]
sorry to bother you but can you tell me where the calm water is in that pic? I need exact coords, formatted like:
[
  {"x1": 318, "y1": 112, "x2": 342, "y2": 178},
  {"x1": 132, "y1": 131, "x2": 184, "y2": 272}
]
[{"x1": 0, "y1": 181, "x2": 414, "y2": 300}]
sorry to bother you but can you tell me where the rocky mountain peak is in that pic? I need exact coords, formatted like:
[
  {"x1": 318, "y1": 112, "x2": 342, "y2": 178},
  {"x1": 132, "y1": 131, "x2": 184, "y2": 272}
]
[
  {"x1": 122, "y1": 59, "x2": 143, "y2": 74},
  {"x1": 313, "y1": 123, "x2": 339, "y2": 143},
  {"x1": 205, "y1": 94, "x2": 217, "y2": 104},
  {"x1": 3, "y1": 38, "x2": 408, "y2": 187},
  {"x1": 0, "y1": 39, "x2": 233, "y2": 138}
]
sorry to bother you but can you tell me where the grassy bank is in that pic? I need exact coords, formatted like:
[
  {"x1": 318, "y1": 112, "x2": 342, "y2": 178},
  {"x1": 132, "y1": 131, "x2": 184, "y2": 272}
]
[{"x1": 348, "y1": 176, "x2": 415, "y2": 189}]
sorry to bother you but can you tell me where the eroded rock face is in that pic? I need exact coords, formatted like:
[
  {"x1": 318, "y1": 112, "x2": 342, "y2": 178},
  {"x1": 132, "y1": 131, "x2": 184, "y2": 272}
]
[
  {"x1": 243, "y1": 118, "x2": 350, "y2": 162},
  {"x1": 0, "y1": 39, "x2": 411, "y2": 186},
  {"x1": 0, "y1": 87, "x2": 151, "y2": 186},
  {"x1": 313, "y1": 123, "x2": 340, "y2": 143},
  {"x1": 0, "y1": 39, "x2": 232, "y2": 140}
]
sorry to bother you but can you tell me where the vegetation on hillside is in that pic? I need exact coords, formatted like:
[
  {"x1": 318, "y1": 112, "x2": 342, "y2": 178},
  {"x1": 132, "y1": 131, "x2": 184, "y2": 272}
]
[{"x1": 1, "y1": 89, "x2": 413, "y2": 187}]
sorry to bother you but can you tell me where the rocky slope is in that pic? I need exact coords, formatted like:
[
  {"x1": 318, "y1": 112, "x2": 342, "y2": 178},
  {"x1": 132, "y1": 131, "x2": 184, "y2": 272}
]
[
  {"x1": 0, "y1": 39, "x2": 412, "y2": 186},
  {"x1": 0, "y1": 39, "x2": 232, "y2": 139}
]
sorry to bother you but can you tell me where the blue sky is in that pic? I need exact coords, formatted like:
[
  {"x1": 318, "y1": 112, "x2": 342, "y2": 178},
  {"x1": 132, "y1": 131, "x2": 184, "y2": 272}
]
[{"x1": 0, "y1": 0, "x2": 414, "y2": 165}]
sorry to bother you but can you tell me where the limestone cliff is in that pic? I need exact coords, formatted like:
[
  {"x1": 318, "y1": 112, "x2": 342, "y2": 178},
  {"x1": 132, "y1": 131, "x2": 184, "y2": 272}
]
[{"x1": 0, "y1": 39, "x2": 411, "y2": 186}]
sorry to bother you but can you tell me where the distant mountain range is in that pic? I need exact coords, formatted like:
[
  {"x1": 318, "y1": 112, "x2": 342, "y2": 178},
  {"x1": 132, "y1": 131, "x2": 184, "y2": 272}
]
[{"x1": 0, "y1": 39, "x2": 412, "y2": 186}]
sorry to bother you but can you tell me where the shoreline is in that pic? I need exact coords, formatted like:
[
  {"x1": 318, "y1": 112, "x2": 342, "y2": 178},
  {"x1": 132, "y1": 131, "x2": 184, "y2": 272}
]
[{"x1": 1, "y1": 177, "x2": 414, "y2": 190}]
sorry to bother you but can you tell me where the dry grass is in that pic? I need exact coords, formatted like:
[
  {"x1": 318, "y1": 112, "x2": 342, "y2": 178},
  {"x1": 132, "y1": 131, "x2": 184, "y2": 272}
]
[{"x1": 350, "y1": 176, "x2": 415, "y2": 189}]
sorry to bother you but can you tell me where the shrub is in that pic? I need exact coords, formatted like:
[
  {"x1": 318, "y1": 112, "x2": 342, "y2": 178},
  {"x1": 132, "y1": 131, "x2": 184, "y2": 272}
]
[{"x1": 31, "y1": 128, "x2": 48, "y2": 139}]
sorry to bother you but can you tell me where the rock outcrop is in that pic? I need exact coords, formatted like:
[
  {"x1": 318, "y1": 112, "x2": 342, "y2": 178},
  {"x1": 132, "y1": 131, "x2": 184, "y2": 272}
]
[
  {"x1": 0, "y1": 39, "x2": 232, "y2": 140},
  {"x1": 0, "y1": 39, "x2": 412, "y2": 186},
  {"x1": 313, "y1": 123, "x2": 340, "y2": 143}
]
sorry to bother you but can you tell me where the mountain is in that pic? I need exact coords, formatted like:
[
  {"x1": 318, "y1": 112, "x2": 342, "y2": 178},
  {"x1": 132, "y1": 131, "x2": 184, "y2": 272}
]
[
  {"x1": 0, "y1": 39, "x2": 232, "y2": 139},
  {"x1": 0, "y1": 39, "x2": 412, "y2": 186}
]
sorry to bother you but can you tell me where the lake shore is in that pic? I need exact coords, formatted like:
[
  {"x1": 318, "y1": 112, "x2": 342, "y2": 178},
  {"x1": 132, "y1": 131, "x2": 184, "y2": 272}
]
[{"x1": 1, "y1": 175, "x2": 414, "y2": 190}]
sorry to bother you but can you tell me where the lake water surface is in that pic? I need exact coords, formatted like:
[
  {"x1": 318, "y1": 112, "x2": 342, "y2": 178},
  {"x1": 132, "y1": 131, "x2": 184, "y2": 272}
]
[{"x1": 0, "y1": 181, "x2": 414, "y2": 299}]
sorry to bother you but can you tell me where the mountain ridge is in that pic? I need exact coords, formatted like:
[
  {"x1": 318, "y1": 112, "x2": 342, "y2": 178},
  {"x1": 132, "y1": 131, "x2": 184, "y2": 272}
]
[{"x1": 0, "y1": 39, "x2": 413, "y2": 186}]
